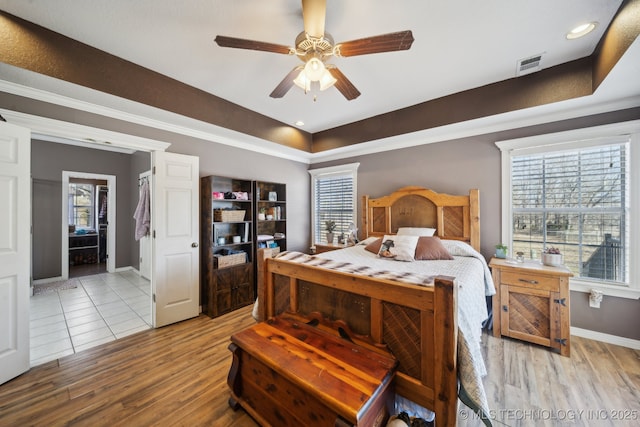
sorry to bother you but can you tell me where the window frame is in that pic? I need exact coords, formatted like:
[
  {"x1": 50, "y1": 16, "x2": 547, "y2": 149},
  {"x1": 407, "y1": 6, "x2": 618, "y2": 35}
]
[
  {"x1": 68, "y1": 182, "x2": 96, "y2": 230},
  {"x1": 309, "y1": 162, "x2": 359, "y2": 246},
  {"x1": 496, "y1": 120, "x2": 640, "y2": 300}
]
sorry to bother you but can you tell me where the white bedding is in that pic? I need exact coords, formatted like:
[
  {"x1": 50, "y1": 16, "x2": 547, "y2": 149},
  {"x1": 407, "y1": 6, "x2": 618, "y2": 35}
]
[
  {"x1": 316, "y1": 239, "x2": 496, "y2": 358},
  {"x1": 315, "y1": 238, "x2": 495, "y2": 373},
  {"x1": 317, "y1": 239, "x2": 494, "y2": 328}
]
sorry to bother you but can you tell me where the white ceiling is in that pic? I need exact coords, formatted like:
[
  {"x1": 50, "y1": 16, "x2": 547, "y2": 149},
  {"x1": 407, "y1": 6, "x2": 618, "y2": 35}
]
[{"x1": 1, "y1": 0, "x2": 637, "y2": 139}]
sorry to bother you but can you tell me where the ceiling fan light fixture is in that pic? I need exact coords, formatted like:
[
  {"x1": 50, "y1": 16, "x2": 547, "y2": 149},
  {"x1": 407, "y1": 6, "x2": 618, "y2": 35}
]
[
  {"x1": 303, "y1": 57, "x2": 326, "y2": 81},
  {"x1": 319, "y1": 69, "x2": 337, "y2": 91},
  {"x1": 215, "y1": 1, "x2": 413, "y2": 101},
  {"x1": 293, "y1": 70, "x2": 311, "y2": 92}
]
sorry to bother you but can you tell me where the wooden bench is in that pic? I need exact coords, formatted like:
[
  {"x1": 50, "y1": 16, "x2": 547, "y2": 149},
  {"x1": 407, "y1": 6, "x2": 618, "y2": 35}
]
[{"x1": 227, "y1": 314, "x2": 398, "y2": 427}]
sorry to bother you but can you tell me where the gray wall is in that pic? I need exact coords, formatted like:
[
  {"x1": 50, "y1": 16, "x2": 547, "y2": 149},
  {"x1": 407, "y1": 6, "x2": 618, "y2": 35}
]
[
  {"x1": 354, "y1": 138, "x2": 500, "y2": 257},
  {"x1": 30, "y1": 134, "x2": 311, "y2": 280},
  {"x1": 18, "y1": 94, "x2": 640, "y2": 341},
  {"x1": 32, "y1": 176, "x2": 62, "y2": 278},
  {"x1": 31, "y1": 139, "x2": 141, "y2": 279},
  {"x1": 311, "y1": 111, "x2": 640, "y2": 341},
  {"x1": 165, "y1": 136, "x2": 310, "y2": 253}
]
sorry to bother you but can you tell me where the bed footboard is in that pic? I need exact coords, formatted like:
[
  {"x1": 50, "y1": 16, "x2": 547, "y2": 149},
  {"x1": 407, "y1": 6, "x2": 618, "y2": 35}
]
[{"x1": 256, "y1": 249, "x2": 459, "y2": 425}]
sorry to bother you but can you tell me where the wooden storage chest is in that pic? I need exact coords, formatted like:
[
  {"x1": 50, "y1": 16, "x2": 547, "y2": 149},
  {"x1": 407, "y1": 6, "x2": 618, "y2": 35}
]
[{"x1": 227, "y1": 315, "x2": 398, "y2": 427}]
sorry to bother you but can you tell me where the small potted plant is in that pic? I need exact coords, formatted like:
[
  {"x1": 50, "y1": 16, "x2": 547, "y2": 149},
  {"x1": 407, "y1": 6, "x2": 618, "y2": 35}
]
[
  {"x1": 325, "y1": 220, "x2": 337, "y2": 244},
  {"x1": 258, "y1": 207, "x2": 266, "y2": 221},
  {"x1": 542, "y1": 247, "x2": 563, "y2": 266},
  {"x1": 495, "y1": 243, "x2": 508, "y2": 259}
]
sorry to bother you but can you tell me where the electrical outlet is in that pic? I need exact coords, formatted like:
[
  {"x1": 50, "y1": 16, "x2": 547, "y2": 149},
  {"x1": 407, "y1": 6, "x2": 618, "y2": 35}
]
[{"x1": 589, "y1": 289, "x2": 603, "y2": 308}]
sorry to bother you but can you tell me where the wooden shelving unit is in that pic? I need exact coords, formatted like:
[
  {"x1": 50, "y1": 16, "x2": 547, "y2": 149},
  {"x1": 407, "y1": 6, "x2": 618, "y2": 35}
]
[
  {"x1": 201, "y1": 176, "x2": 254, "y2": 318},
  {"x1": 69, "y1": 233, "x2": 99, "y2": 265},
  {"x1": 200, "y1": 178, "x2": 287, "y2": 318},
  {"x1": 254, "y1": 180, "x2": 287, "y2": 254}
]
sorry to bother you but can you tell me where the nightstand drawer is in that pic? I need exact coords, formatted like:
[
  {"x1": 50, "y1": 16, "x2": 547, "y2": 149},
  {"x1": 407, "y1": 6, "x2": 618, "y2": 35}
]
[{"x1": 501, "y1": 271, "x2": 559, "y2": 292}]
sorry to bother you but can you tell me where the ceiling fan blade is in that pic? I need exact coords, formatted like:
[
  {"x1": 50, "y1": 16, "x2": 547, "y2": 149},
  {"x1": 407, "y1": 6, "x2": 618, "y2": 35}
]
[
  {"x1": 215, "y1": 35, "x2": 292, "y2": 55},
  {"x1": 269, "y1": 67, "x2": 303, "y2": 98},
  {"x1": 302, "y1": 0, "x2": 326, "y2": 38},
  {"x1": 328, "y1": 67, "x2": 361, "y2": 101},
  {"x1": 335, "y1": 30, "x2": 414, "y2": 57}
]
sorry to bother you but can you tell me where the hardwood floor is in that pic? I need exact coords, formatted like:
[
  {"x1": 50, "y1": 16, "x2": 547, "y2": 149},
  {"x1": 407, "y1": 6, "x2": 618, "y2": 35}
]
[
  {"x1": 0, "y1": 306, "x2": 258, "y2": 427},
  {"x1": 460, "y1": 333, "x2": 640, "y2": 427},
  {"x1": 1, "y1": 305, "x2": 638, "y2": 427}
]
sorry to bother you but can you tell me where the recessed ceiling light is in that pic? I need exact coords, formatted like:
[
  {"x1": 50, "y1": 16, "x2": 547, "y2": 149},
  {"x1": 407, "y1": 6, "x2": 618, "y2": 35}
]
[
  {"x1": 295, "y1": 120, "x2": 304, "y2": 127},
  {"x1": 566, "y1": 22, "x2": 597, "y2": 40}
]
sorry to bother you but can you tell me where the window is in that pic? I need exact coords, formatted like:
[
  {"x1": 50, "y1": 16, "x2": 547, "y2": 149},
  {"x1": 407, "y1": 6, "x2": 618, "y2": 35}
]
[
  {"x1": 309, "y1": 163, "x2": 359, "y2": 244},
  {"x1": 69, "y1": 183, "x2": 95, "y2": 230},
  {"x1": 497, "y1": 121, "x2": 640, "y2": 299},
  {"x1": 512, "y1": 143, "x2": 628, "y2": 282}
]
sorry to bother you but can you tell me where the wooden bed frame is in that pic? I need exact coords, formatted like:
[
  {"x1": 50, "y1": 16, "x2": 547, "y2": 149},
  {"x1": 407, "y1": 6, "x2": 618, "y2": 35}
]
[{"x1": 255, "y1": 186, "x2": 480, "y2": 425}]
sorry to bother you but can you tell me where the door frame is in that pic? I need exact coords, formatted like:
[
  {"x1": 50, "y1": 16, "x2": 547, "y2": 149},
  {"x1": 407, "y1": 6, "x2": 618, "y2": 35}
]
[
  {"x1": 1, "y1": 110, "x2": 170, "y2": 284},
  {"x1": 62, "y1": 171, "x2": 116, "y2": 279},
  {"x1": 0, "y1": 108, "x2": 171, "y2": 282},
  {"x1": 138, "y1": 170, "x2": 152, "y2": 280}
]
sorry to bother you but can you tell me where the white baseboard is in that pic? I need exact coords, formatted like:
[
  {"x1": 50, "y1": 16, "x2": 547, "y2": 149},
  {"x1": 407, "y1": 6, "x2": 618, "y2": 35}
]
[
  {"x1": 571, "y1": 326, "x2": 640, "y2": 350},
  {"x1": 32, "y1": 276, "x2": 64, "y2": 285},
  {"x1": 113, "y1": 266, "x2": 134, "y2": 273}
]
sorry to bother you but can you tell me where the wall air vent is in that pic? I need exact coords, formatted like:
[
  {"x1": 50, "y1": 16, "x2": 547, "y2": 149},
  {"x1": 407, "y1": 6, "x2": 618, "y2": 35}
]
[{"x1": 516, "y1": 53, "x2": 544, "y2": 76}]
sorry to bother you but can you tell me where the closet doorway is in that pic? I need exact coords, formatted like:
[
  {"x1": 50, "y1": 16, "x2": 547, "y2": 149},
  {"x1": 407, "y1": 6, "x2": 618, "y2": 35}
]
[{"x1": 62, "y1": 171, "x2": 116, "y2": 280}]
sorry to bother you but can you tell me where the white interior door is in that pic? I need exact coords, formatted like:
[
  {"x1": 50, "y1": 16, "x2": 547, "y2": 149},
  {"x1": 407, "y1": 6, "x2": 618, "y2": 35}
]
[
  {"x1": 152, "y1": 151, "x2": 199, "y2": 327},
  {"x1": 0, "y1": 122, "x2": 31, "y2": 384}
]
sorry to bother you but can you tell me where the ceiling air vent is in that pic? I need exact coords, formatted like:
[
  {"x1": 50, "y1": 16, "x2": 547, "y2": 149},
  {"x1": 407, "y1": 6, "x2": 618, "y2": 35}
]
[{"x1": 516, "y1": 53, "x2": 544, "y2": 76}]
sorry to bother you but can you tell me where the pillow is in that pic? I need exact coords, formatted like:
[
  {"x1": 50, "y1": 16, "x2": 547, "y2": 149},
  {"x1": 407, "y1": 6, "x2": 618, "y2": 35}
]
[
  {"x1": 359, "y1": 236, "x2": 380, "y2": 246},
  {"x1": 396, "y1": 227, "x2": 436, "y2": 237},
  {"x1": 364, "y1": 237, "x2": 383, "y2": 254},
  {"x1": 377, "y1": 235, "x2": 419, "y2": 262},
  {"x1": 414, "y1": 236, "x2": 454, "y2": 260}
]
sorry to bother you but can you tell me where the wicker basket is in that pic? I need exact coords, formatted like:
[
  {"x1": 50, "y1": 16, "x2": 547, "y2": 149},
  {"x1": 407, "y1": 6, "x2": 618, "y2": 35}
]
[
  {"x1": 214, "y1": 209, "x2": 245, "y2": 222},
  {"x1": 214, "y1": 252, "x2": 246, "y2": 269}
]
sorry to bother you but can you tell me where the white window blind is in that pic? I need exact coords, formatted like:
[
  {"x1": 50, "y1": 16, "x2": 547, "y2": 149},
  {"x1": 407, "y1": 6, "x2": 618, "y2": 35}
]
[
  {"x1": 309, "y1": 163, "x2": 359, "y2": 245},
  {"x1": 511, "y1": 143, "x2": 629, "y2": 284}
]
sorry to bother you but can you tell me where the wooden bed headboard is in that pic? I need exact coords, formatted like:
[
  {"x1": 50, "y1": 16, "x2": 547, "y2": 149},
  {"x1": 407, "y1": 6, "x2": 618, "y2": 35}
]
[{"x1": 362, "y1": 186, "x2": 480, "y2": 252}]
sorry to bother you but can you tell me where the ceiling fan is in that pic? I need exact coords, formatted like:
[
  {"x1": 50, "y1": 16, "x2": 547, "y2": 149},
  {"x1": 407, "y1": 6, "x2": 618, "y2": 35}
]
[{"x1": 214, "y1": 0, "x2": 414, "y2": 100}]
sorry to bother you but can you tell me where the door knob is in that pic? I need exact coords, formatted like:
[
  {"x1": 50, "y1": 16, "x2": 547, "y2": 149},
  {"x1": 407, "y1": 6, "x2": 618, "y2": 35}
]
[{"x1": 191, "y1": 242, "x2": 199, "y2": 248}]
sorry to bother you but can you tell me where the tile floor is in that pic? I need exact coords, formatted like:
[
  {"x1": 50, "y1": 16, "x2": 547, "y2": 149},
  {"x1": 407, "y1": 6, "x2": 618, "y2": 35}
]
[{"x1": 30, "y1": 270, "x2": 152, "y2": 367}]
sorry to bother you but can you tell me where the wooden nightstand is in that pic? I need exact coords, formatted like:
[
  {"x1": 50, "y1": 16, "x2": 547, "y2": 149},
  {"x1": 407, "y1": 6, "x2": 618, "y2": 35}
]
[
  {"x1": 490, "y1": 258, "x2": 573, "y2": 357},
  {"x1": 312, "y1": 242, "x2": 353, "y2": 254}
]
